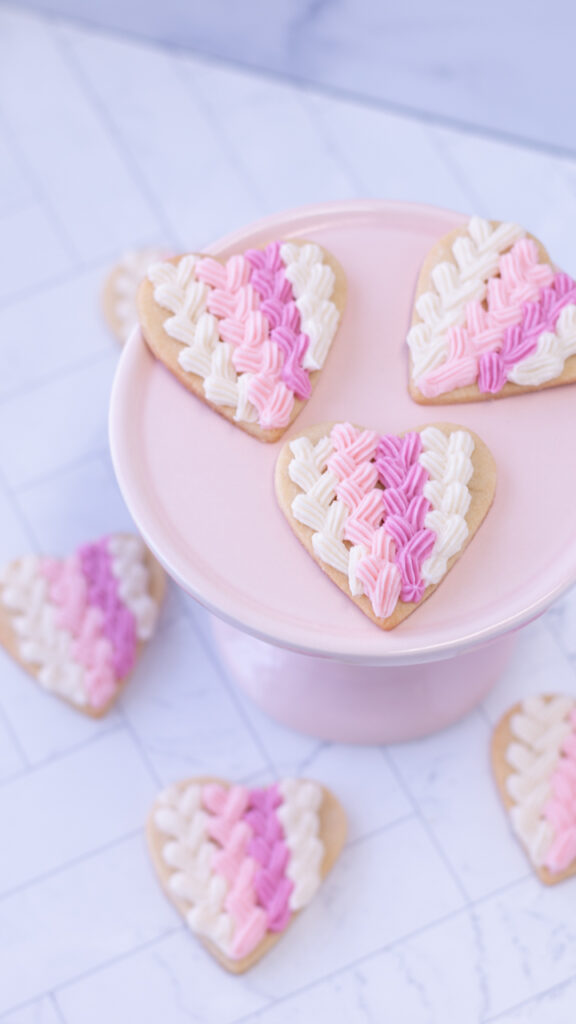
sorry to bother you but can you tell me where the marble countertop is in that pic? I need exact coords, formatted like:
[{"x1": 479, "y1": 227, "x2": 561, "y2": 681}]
[{"x1": 1, "y1": 7, "x2": 576, "y2": 1022}]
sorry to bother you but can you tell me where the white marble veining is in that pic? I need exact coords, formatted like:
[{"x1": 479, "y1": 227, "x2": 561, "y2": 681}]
[{"x1": 1, "y1": 6, "x2": 576, "y2": 1022}]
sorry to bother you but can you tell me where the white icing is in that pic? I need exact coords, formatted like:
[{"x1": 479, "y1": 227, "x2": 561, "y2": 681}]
[
  {"x1": 2, "y1": 559, "x2": 87, "y2": 706},
  {"x1": 288, "y1": 427, "x2": 475, "y2": 613},
  {"x1": 419, "y1": 428, "x2": 474, "y2": 585},
  {"x1": 280, "y1": 242, "x2": 339, "y2": 371},
  {"x1": 507, "y1": 304, "x2": 576, "y2": 387},
  {"x1": 504, "y1": 695, "x2": 575, "y2": 867},
  {"x1": 277, "y1": 779, "x2": 324, "y2": 911},
  {"x1": 406, "y1": 217, "x2": 525, "y2": 381},
  {"x1": 107, "y1": 534, "x2": 159, "y2": 640}
]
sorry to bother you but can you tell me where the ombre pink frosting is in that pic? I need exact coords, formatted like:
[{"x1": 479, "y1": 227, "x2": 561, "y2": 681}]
[
  {"x1": 199, "y1": 782, "x2": 295, "y2": 959},
  {"x1": 327, "y1": 425, "x2": 435, "y2": 616},
  {"x1": 40, "y1": 537, "x2": 138, "y2": 709},
  {"x1": 417, "y1": 240, "x2": 576, "y2": 398},
  {"x1": 194, "y1": 241, "x2": 313, "y2": 429},
  {"x1": 542, "y1": 710, "x2": 576, "y2": 874}
]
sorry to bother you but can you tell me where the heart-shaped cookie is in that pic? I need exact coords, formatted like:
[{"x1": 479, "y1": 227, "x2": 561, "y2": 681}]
[
  {"x1": 102, "y1": 246, "x2": 173, "y2": 344},
  {"x1": 407, "y1": 216, "x2": 576, "y2": 403},
  {"x1": 492, "y1": 694, "x2": 576, "y2": 885},
  {"x1": 0, "y1": 534, "x2": 165, "y2": 716},
  {"x1": 138, "y1": 240, "x2": 346, "y2": 441},
  {"x1": 275, "y1": 421, "x2": 496, "y2": 629},
  {"x1": 147, "y1": 776, "x2": 347, "y2": 972}
]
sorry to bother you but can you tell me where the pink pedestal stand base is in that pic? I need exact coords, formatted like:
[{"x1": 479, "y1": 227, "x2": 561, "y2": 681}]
[{"x1": 209, "y1": 616, "x2": 518, "y2": 744}]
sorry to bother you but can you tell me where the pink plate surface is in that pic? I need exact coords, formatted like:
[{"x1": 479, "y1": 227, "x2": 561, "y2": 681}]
[{"x1": 109, "y1": 200, "x2": 576, "y2": 663}]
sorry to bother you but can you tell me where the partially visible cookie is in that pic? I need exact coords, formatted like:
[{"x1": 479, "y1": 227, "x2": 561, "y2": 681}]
[
  {"x1": 275, "y1": 421, "x2": 496, "y2": 630},
  {"x1": 138, "y1": 240, "x2": 347, "y2": 442},
  {"x1": 102, "y1": 247, "x2": 173, "y2": 343},
  {"x1": 148, "y1": 776, "x2": 347, "y2": 973},
  {"x1": 492, "y1": 694, "x2": 576, "y2": 884},
  {"x1": 0, "y1": 534, "x2": 165, "y2": 716},
  {"x1": 407, "y1": 216, "x2": 576, "y2": 403}
]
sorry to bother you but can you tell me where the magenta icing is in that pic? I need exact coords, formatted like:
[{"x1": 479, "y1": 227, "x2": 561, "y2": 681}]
[
  {"x1": 478, "y1": 271, "x2": 576, "y2": 392},
  {"x1": 417, "y1": 240, "x2": 576, "y2": 398},
  {"x1": 327, "y1": 426, "x2": 435, "y2": 611},
  {"x1": 542, "y1": 710, "x2": 576, "y2": 874},
  {"x1": 39, "y1": 537, "x2": 140, "y2": 709},
  {"x1": 198, "y1": 782, "x2": 295, "y2": 957},
  {"x1": 193, "y1": 241, "x2": 327, "y2": 427}
]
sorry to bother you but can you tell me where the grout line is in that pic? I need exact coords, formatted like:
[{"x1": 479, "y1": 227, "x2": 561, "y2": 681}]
[
  {"x1": 0, "y1": 701, "x2": 31, "y2": 771},
  {"x1": 170, "y1": 57, "x2": 283, "y2": 213},
  {"x1": 116, "y1": 707, "x2": 164, "y2": 789},
  {"x1": 53, "y1": 27, "x2": 179, "y2": 250},
  {"x1": 0, "y1": 924, "x2": 185, "y2": 1021},
  {"x1": 0, "y1": 721, "x2": 124, "y2": 793},
  {"x1": 0, "y1": 348, "x2": 118, "y2": 409},
  {"x1": 0, "y1": 826, "x2": 144, "y2": 907},
  {"x1": 15, "y1": 2, "x2": 576, "y2": 164},
  {"x1": 11, "y1": 446, "x2": 112, "y2": 498},
  {"x1": 229, "y1": 872, "x2": 536, "y2": 1024},
  {"x1": 484, "y1": 971, "x2": 576, "y2": 1022},
  {"x1": 381, "y1": 745, "x2": 473, "y2": 905},
  {"x1": 0, "y1": 109, "x2": 80, "y2": 267},
  {"x1": 49, "y1": 991, "x2": 68, "y2": 1024},
  {"x1": 182, "y1": 605, "x2": 278, "y2": 777}
]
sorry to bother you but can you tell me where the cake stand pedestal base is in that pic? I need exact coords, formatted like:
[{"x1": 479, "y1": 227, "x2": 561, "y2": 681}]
[{"x1": 210, "y1": 618, "x2": 518, "y2": 743}]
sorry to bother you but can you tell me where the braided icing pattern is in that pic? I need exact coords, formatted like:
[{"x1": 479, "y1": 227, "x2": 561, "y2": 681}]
[
  {"x1": 288, "y1": 424, "x2": 475, "y2": 619},
  {"x1": 153, "y1": 779, "x2": 325, "y2": 960},
  {"x1": 505, "y1": 695, "x2": 576, "y2": 873},
  {"x1": 0, "y1": 536, "x2": 158, "y2": 709},
  {"x1": 148, "y1": 241, "x2": 340, "y2": 430},
  {"x1": 408, "y1": 219, "x2": 576, "y2": 396}
]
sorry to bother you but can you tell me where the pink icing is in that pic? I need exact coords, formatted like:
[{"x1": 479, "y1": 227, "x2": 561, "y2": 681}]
[
  {"x1": 542, "y1": 710, "x2": 576, "y2": 874},
  {"x1": 417, "y1": 239, "x2": 567, "y2": 398},
  {"x1": 245, "y1": 784, "x2": 293, "y2": 933},
  {"x1": 193, "y1": 242, "x2": 315, "y2": 429},
  {"x1": 327, "y1": 425, "x2": 435, "y2": 615},
  {"x1": 199, "y1": 783, "x2": 295, "y2": 958},
  {"x1": 40, "y1": 537, "x2": 139, "y2": 709},
  {"x1": 477, "y1": 271, "x2": 576, "y2": 393}
]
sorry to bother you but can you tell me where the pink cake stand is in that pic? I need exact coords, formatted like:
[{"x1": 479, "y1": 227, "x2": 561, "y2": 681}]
[{"x1": 109, "y1": 200, "x2": 576, "y2": 743}]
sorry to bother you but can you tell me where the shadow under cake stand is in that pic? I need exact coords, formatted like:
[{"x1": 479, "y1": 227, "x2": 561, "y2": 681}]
[{"x1": 109, "y1": 200, "x2": 576, "y2": 743}]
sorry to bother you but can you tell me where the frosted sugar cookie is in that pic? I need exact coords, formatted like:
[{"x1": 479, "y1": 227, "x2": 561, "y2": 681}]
[
  {"x1": 138, "y1": 240, "x2": 346, "y2": 441},
  {"x1": 0, "y1": 534, "x2": 165, "y2": 716},
  {"x1": 276, "y1": 422, "x2": 495, "y2": 629},
  {"x1": 492, "y1": 694, "x2": 576, "y2": 884},
  {"x1": 148, "y1": 776, "x2": 347, "y2": 972},
  {"x1": 407, "y1": 217, "x2": 576, "y2": 402}
]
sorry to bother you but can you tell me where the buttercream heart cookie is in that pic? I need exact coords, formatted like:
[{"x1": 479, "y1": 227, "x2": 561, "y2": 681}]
[
  {"x1": 275, "y1": 421, "x2": 495, "y2": 629},
  {"x1": 0, "y1": 534, "x2": 165, "y2": 716},
  {"x1": 102, "y1": 246, "x2": 173, "y2": 344},
  {"x1": 148, "y1": 776, "x2": 347, "y2": 972},
  {"x1": 138, "y1": 240, "x2": 346, "y2": 441},
  {"x1": 492, "y1": 694, "x2": 576, "y2": 885},
  {"x1": 407, "y1": 216, "x2": 576, "y2": 403}
]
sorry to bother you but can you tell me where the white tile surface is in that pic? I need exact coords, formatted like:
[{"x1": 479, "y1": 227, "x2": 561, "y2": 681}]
[
  {"x1": 0, "y1": 204, "x2": 72, "y2": 303},
  {"x1": 0, "y1": 265, "x2": 116, "y2": 401},
  {"x1": 0, "y1": 353, "x2": 117, "y2": 488},
  {"x1": 55, "y1": 930, "x2": 267, "y2": 1024},
  {"x1": 0, "y1": 730, "x2": 156, "y2": 897},
  {"x1": 1, "y1": 9, "x2": 576, "y2": 1022},
  {"x1": 0, "y1": 837, "x2": 178, "y2": 1015},
  {"x1": 0, "y1": 998, "x2": 63, "y2": 1024},
  {"x1": 388, "y1": 711, "x2": 530, "y2": 900}
]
